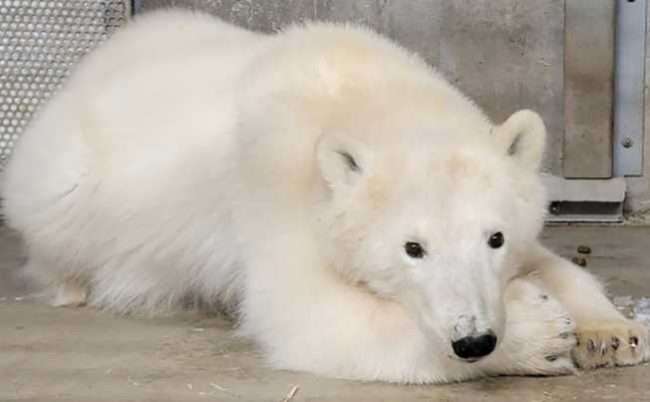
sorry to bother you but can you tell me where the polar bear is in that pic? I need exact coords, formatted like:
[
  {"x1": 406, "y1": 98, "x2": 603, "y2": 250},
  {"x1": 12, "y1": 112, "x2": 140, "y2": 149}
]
[{"x1": 2, "y1": 9, "x2": 648, "y2": 383}]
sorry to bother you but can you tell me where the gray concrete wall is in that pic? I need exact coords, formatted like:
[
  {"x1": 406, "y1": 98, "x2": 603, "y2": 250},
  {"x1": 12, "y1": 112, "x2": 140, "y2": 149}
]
[
  {"x1": 141, "y1": 0, "x2": 565, "y2": 175},
  {"x1": 139, "y1": 0, "x2": 650, "y2": 214}
]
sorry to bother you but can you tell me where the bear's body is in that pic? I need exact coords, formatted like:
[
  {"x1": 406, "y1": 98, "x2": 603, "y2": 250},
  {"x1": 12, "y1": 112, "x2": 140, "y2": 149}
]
[{"x1": 3, "y1": 9, "x2": 648, "y2": 383}]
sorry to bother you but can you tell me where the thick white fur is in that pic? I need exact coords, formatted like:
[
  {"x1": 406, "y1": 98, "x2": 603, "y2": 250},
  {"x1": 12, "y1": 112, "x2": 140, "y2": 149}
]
[{"x1": 2, "y1": 9, "x2": 648, "y2": 383}]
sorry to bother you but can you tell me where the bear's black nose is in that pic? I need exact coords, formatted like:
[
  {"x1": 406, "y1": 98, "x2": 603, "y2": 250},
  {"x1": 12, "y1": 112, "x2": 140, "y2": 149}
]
[{"x1": 451, "y1": 331, "x2": 497, "y2": 360}]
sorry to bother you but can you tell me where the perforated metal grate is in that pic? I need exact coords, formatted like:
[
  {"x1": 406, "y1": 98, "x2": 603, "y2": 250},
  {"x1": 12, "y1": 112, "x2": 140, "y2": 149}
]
[{"x1": 0, "y1": 0, "x2": 130, "y2": 164}]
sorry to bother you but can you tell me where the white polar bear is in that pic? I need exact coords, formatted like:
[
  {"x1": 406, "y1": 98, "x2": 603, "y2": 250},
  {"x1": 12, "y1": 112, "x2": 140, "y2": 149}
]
[{"x1": 2, "y1": 9, "x2": 648, "y2": 383}]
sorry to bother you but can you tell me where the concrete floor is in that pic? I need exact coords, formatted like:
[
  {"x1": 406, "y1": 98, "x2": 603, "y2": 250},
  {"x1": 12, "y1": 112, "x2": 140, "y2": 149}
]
[{"x1": 1, "y1": 225, "x2": 649, "y2": 402}]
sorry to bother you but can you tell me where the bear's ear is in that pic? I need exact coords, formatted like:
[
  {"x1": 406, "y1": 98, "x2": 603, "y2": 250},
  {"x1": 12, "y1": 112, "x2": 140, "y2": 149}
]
[
  {"x1": 493, "y1": 109, "x2": 546, "y2": 171},
  {"x1": 316, "y1": 135, "x2": 370, "y2": 190}
]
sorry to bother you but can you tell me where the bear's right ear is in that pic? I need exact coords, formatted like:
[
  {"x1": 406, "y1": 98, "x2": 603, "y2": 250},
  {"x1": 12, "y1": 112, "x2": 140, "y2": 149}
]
[
  {"x1": 316, "y1": 135, "x2": 371, "y2": 191},
  {"x1": 493, "y1": 109, "x2": 547, "y2": 171}
]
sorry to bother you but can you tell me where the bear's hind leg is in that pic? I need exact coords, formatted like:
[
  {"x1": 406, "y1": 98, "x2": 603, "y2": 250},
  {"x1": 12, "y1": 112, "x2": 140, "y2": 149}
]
[
  {"x1": 22, "y1": 252, "x2": 89, "y2": 308},
  {"x1": 52, "y1": 278, "x2": 88, "y2": 307}
]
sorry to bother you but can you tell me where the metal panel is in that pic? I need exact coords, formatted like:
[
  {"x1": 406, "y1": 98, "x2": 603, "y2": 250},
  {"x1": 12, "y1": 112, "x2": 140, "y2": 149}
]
[
  {"x1": 614, "y1": 0, "x2": 647, "y2": 177},
  {"x1": 563, "y1": 0, "x2": 615, "y2": 178},
  {"x1": 0, "y1": 0, "x2": 131, "y2": 164},
  {"x1": 542, "y1": 175, "x2": 626, "y2": 222}
]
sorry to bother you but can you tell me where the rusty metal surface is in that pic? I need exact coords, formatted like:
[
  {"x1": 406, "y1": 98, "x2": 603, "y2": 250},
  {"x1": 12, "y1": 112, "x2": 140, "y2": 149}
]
[{"x1": 563, "y1": 0, "x2": 615, "y2": 179}]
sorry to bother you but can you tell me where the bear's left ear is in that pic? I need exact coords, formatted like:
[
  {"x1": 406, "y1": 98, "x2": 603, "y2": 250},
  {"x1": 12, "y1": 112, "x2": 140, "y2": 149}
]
[
  {"x1": 493, "y1": 109, "x2": 546, "y2": 171},
  {"x1": 316, "y1": 135, "x2": 371, "y2": 191}
]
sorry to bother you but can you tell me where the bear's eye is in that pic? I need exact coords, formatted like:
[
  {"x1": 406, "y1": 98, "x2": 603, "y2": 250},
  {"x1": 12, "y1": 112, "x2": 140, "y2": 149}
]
[
  {"x1": 488, "y1": 232, "x2": 505, "y2": 249},
  {"x1": 404, "y1": 242, "x2": 426, "y2": 259}
]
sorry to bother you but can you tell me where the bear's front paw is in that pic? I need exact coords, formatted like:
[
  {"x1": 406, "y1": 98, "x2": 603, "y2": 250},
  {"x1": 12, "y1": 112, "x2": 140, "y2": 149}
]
[
  {"x1": 483, "y1": 279, "x2": 577, "y2": 376},
  {"x1": 572, "y1": 320, "x2": 650, "y2": 369}
]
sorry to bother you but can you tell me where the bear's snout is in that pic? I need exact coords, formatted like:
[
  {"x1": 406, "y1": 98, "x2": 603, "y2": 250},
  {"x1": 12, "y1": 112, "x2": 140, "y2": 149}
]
[{"x1": 451, "y1": 331, "x2": 498, "y2": 361}]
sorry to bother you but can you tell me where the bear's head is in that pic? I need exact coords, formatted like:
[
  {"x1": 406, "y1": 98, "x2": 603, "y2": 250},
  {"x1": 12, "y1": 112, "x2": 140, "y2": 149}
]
[
  {"x1": 237, "y1": 27, "x2": 548, "y2": 362},
  {"x1": 316, "y1": 106, "x2": 548, "y2": 363}
]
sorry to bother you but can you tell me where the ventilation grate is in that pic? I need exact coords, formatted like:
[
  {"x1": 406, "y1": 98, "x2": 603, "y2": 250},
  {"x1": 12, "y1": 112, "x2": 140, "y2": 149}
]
[{"x1": 0, "y1": 0, "x2": 131, "y2": 163}]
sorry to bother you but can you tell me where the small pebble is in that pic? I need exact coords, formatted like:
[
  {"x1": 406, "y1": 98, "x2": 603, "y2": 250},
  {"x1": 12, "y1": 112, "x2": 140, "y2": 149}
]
[
  {"x1": 571, "y1": 256, "x2": 587, "y2": 267},
  {"x1": 577, "y1": 245, "x2": 592, "y2": 254}
]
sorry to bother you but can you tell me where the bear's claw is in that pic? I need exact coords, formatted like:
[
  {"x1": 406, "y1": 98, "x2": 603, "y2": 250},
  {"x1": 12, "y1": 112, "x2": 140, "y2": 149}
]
[{"x1": 571, "y1": 320, "x2": 650, "y2": 369}]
